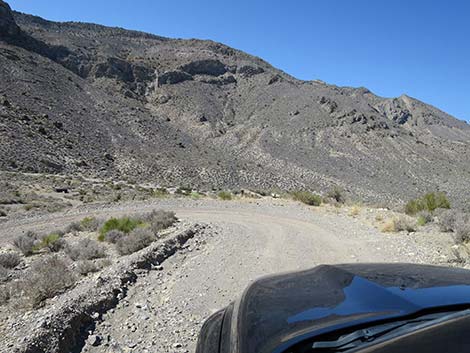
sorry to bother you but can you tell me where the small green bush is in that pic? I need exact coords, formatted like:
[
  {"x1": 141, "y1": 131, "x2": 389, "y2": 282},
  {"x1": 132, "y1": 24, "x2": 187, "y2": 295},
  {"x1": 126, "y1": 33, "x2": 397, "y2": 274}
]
[
  {"x1": 218, "y1": 191, "x2": 233, "y2": 201},
  {"x1": 405, "y1": 192, "x2": 450, "y2": 215},
  {"x1": 34, "y1": 233, "x2": 65, "y2": 253},
  {"x1": 98, "y1": 216, "x2": 144, "y2": 241},
  {"x1": 291, "y1": 191, "x2": 322, "y2": 206}
]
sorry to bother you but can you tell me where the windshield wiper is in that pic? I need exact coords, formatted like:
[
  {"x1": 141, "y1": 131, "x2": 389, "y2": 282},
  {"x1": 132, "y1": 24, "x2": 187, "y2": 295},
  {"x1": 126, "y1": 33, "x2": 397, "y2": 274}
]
[{"x1": 311, "y1": 309, "x2": 470, "y2": 351}]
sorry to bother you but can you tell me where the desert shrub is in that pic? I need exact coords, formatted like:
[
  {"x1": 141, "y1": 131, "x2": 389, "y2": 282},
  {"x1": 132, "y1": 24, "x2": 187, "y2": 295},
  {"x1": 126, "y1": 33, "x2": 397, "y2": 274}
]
[
  {"x1": 75, "y1": 260, "x2": 100, "y2": 276},
  {"x1": 291, "y1": 191, "x2": 322, "y2": 206},
  {"x1": 145, "y1": 210, "x2": 177, "y2": 234},
  {"x1": 13, "y1": 231, "x2": 38, "y2": 256},
  {"x1": 0, "y1": 266, "x2": 9, "y2": 283},
  {"x1": 65, "y1": 238, "x2": 106, "y2": 261},
  {"x1": 218, "y1": 191, "x2": 233, "y2": 201},
  {"x1": 34, "y1": 233, "x2": 66, "y2": 253},
  {"x1": 438, "y1": 209, "x2": 463, "y2": 232},
  {"x1": 65, "y1": 221, "x2": 82, "y2": 234},
  {"x1": 80, "y1": 216, "x2": 101, "y2": 232},
  {"x1": 75, "y1": 259, "x2": 111, "y2": 276},
  {"x1": 175, "y1": 186, "x2": 192, "y2": 195},
  {"x1": 0, "y1": 284, "x2": 11, "y2": 305},
  {"x1": 98, "y1": 216, "x2": 144, "y2": 241},
  {"x1": 153, "y1": 187, "x2": 169, "y2": 198},
  {"x1": 454, "y1": 222, "x2": 470, "y2": 244},
  {"x1": 349, "y1": 205, "x2": 361, "y2": 217},
  {"x1": 20, "y1": 255, "x2": 76, "y2": 307},
  {"x1": 116, "y1": 228, "x2": 154, "y2": 255},
  {"x1": 381, "y1": 216, "x2": 416, "y2": 233},
  {"x1": 326, "y1": 186, "x2": 345, "y2": 204},
  {"x1": 0, "y1": 253, "x2": 21, "y2": 269},
  {"x1": 417, "y1": 211, "x2": 433, "y2": 227},
  {"x1": 405, "y1": 192, "x2": 450, "y2": 215},
  {"x1": 104, "y1": 229, "x2": 125, "y2": 243}
]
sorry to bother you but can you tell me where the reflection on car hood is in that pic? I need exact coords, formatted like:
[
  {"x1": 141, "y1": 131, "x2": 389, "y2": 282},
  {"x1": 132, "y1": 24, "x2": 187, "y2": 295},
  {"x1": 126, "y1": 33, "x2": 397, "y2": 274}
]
[{"x1": 235, "y1": 263, "x2": 470, "y2": 353}]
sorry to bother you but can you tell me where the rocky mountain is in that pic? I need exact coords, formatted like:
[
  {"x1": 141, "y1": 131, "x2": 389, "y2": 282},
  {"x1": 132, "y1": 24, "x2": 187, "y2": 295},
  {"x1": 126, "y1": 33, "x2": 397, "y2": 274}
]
[{"x1": 1, "y1": 0, "x2": 469, "y2": 206}]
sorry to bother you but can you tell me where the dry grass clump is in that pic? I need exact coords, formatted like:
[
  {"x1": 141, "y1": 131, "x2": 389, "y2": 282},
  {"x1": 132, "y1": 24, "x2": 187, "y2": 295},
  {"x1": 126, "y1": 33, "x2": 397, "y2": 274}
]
[
  {"x1": 19, "y1": 255, "x2": 77, "y2": 307},
  {"x1": 0, "y1": 252, "x2": 21, "y2": 269},
  {"x1": 381, "y1": 216, "x2": 416, "y2": 233},
  {"x1": 65, "y1": 238, "x2": 106, "y2": 261},
  {"x1": 349, "y1": 205, "x2": 361, "y2": 217},
  {"x1": 115, "y1": 228, "x2": 154, "y2": 255}
]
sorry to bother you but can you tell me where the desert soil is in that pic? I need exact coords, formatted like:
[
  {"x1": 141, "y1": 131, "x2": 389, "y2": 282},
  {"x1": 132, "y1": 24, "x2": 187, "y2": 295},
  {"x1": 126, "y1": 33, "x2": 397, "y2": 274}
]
[{"x1": 0, "y1": 198, "x2": 455, "y2": 352}]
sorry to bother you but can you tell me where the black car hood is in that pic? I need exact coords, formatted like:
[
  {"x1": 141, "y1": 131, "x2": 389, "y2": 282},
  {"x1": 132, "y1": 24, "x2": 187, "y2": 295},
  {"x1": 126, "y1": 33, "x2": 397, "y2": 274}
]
[{"x1": 233, "y1": 263, "x2": 470, "y2": 353}]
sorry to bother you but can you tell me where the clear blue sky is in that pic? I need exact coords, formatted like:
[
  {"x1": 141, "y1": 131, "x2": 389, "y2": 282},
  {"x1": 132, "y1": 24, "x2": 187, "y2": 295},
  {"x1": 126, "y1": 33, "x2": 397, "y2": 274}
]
[{"x1": 8, "y1": 0, "x2": 470, "y2": 122}]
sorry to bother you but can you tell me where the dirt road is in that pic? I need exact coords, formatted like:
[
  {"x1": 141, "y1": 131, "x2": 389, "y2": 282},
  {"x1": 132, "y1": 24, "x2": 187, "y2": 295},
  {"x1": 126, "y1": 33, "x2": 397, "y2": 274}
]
[{"x1": 0, "y1": 198, "x2": 454, "y2": 352}]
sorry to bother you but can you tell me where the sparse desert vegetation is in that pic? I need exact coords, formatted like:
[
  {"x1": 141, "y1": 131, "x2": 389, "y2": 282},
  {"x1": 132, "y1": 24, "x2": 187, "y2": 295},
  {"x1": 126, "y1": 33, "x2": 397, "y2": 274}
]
[
  {"x1": 0, "y1": 208, "x2": 178, "y2": 309},
  {"x1": 405, "y1": 192, "x2": 451, "y2": 215},
  {"x1": 291, "y1": 191, "x2": 322, "y2": 206}
]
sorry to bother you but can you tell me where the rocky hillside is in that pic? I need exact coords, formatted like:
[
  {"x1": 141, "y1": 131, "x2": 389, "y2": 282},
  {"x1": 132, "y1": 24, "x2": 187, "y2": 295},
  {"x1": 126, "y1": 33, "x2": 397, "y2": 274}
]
[{"x1": 1, "y1": 0, "x2": 469, "y2": 206}]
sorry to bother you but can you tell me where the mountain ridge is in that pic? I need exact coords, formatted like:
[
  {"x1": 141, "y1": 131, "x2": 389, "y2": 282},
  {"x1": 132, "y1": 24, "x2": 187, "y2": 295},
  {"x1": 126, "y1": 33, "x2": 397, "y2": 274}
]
[{"x1": 1, "y1": 0, "x2": 469, "y2": 207}]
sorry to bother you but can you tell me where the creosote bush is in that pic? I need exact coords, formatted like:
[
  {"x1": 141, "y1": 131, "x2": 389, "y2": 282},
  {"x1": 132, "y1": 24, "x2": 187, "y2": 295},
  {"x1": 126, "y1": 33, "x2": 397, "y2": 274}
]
[
  {"x1": 405, "y1": 192, "x2": 450, "y2": 215},
  {"x1": 0, "y1": 252, "x2": 21, "y2": 269},
  {"x1": 65, "y1": 238, "x2": 106, "y2": 261},
  {"x1": 115, "y1": 228, "x2": 154, "y2": 255},
  {"x1": 98, "y1": 216, "x2": 144, "y2": 241},
  {"x1": 218, "y1": 191, "x2": 233, "y2": 201},
  {"x1": 291, "y1": 191, "x2": 322, "y2": 206},
  {"x1": 20, "y1": 255, "x2": 76, "y2": 307}
]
